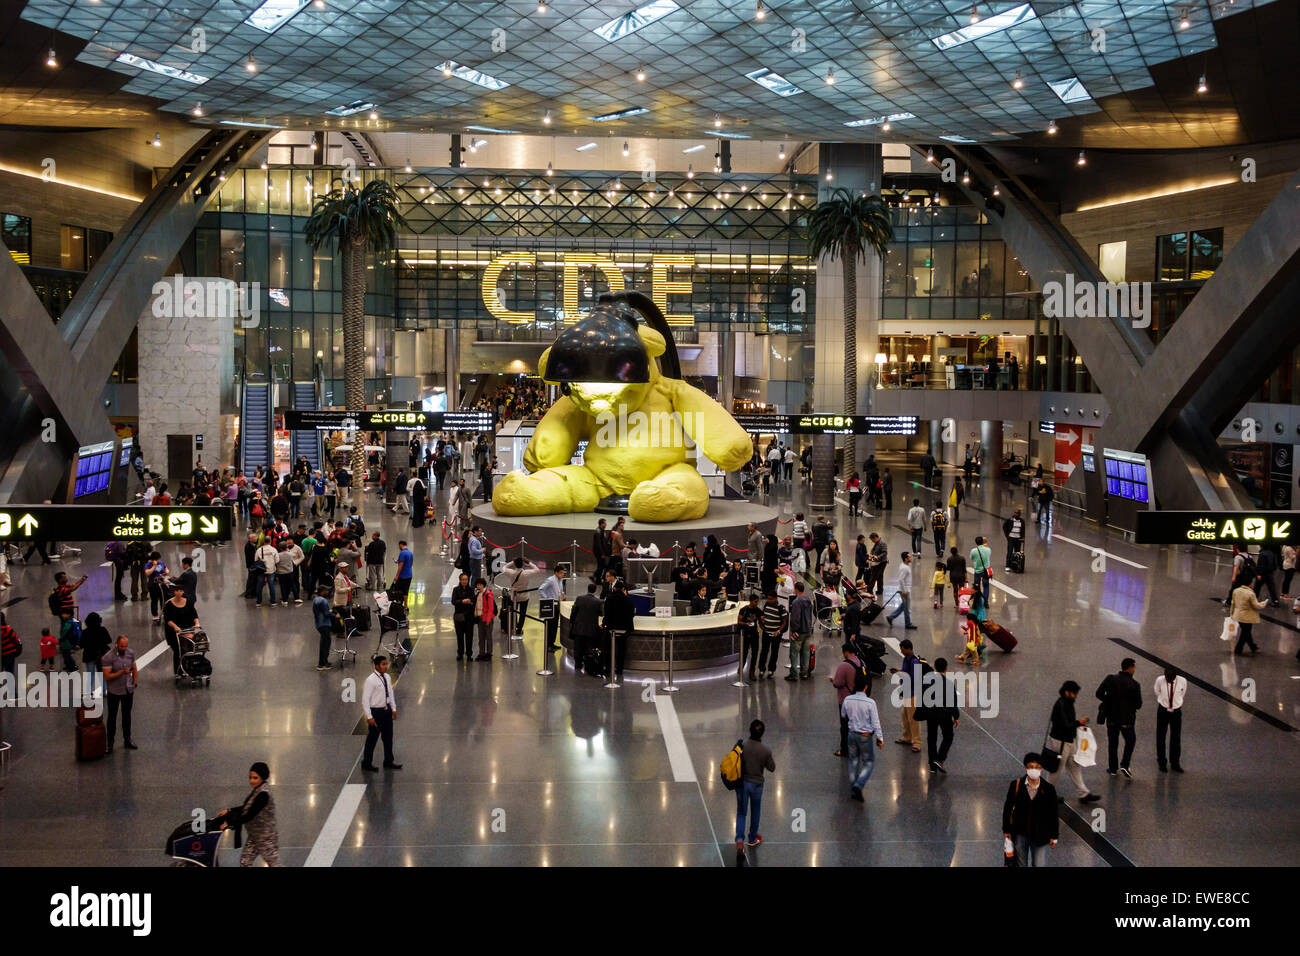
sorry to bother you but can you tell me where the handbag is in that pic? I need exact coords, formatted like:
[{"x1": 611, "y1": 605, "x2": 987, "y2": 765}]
[
  {"x1": 1038, "y1": 720, "x2": 1062, "y2": 773},
  {"x1": 1073, "y1": 726, "x2": 1098, "y2": 768}
]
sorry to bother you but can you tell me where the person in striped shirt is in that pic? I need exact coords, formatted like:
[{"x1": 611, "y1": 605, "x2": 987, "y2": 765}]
[{"x1": 758, "y1": 592, "x2": 789, "y2": 681}]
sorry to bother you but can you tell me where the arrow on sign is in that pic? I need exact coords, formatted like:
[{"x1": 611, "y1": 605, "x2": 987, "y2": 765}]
[
  {"x1": 199, "y1": 516, "x2": 220, "y2": 534},
  {"x1": 17, "y1": 514, "x2": 38, "y2": 535},
  {"x1": 1057, "y1": 428, "x2": 1080, "y2": 445},
  {"x1": 1274, "y1": 521, "x2": 1292, "y2": 538},
  {"x1": 1054, "y1": 461, "x2": 1077, "y2": 477}
]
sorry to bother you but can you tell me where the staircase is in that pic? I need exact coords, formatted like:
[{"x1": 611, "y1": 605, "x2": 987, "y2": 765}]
[
  {"x1": 290, "y1": 379, "x2": 322, "y2": 473},
  {"x1": 239, "y1": 381, "x2": 273, "y2": 474}
]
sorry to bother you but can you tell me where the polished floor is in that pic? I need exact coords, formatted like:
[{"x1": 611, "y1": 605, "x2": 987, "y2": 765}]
[{"x1": 1, "y1": 454, "x2": 1297, "y2": 867}]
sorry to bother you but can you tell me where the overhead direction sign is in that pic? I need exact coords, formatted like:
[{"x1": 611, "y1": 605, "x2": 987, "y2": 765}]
[
  {"x1": 283, "y1": 409, "x2": 496, "y2": 432},
  {"x1": 733, "y1": 413, "x2": 919, "y2": 436},
  {"x1": 1136, "y1": 511, "x2": 1299, "y2": 545},
  {"x1": 0, "y1": 506, "x2": 231, "y2": 542}
]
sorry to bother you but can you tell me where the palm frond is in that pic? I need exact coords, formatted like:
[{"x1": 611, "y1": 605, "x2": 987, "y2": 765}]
[
  {"x1": 806, "y1": 188, "x2": 894, "y2": 264},
  {"x1": 303, "y1": 177, "x2": 408, "y2": 252}
]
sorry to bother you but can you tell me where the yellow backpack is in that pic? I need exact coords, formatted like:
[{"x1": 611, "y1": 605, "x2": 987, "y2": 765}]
[{"x1": 719, "y1": 739, "x2": 744, "y2": 790}]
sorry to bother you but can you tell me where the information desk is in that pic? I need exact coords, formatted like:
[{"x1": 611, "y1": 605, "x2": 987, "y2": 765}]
[{"x1": 558, "y1": 599, "x2": 739, "y2": 672}]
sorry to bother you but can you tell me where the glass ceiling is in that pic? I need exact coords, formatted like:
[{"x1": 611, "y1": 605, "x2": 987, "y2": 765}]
[{"x1": 20, "y1": 0, "x2": 1271, "y2": 144}]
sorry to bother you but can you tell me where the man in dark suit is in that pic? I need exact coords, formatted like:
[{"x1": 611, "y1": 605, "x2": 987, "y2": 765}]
[
  {"x1": 174, "y1": 556, "x2": 199, "y2": 608},
  {"x1": 570, "y1": 583, "x2": 603, "y2": 676},
  {"x1": 602, "y1": 578, "x2": 635, "y2": 682},
  {"x1": 1096, "y1": 657, "x2": 1142, "y2": 778},
  {"x1": 926, "y1": 657, "x2": 960, "y2": 773}
]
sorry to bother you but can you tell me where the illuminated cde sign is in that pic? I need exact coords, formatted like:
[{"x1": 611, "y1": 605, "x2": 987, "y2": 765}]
[
  {"x1": 1136, "y1": 511, "x2": 1299, "y2": 545},
  {"x1": 733, "y1": 414, "x2": 919, "y2": 435},
  {"x1": 284, "y1": 410, "x2": 495, "y2": 432},
  {"x1": 0, "y1": 507, "x2": 231, "y2": 542}
]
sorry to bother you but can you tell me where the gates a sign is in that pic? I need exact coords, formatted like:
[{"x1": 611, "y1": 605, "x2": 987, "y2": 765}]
[
  {"x1": 1136, "y1": 511, "x2": 1299, "y2": 545},
  {"x1": 0, "y1": 506, "x2": 231, "y2": 542}
]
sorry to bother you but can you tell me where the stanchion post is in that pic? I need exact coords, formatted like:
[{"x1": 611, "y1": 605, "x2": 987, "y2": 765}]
[
  {"x1": 732, "y1": 624, "x2": 747, "y2": 688},
  {"x1": 571, "y1": 539, "x2": 577, "y2": 576},
  {"x1": 663, "y1": 632, "x2": 678, "y2": 693},
  {"x1": 500, "y1": 596, "x2": 519, "y2": 660},
  {"x1": 604, "y1": 629, "x2": 621, "y2": 689}
]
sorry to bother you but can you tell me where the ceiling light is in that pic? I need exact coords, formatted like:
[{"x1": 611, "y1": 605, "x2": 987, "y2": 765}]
[
  {"x1": 246, "y1": 54, "x2": 258, "y2": 73},
  {"x1": 246, "y1": 0, "x2": 312, "y2": 33},
  {"x1": 314, "y1": 0, "x2": 324, "y2": 7},
  {"x1": 593, "y1": 1, "x2": 681, "y2": 43},
  {"x1": 825, "y1": 168, "x2": 833, "y2": 181},
  {"x1": 682, "y1": 144, "x2": 705, "y2": 153},
  {"x1": 548, "y1": 186, "x2": 555, "y2": 195},
  {"x1": 745, "y1": 67, "x2": 804, "y2": 97},
  {"x1": 310, "y1": 140, "x2": 317, "y2": 149},
  {"x1": 635, "y1": 65, "x2": 646, "y2": 82},
  {"x1": 46, "y1": 46, "x2": 58, "y2": 68},
  {"x1": 1011, "y1": 71, "x2": 1024, "y2": 90},
  {"x1": 1077, "y1": 150, "x2": 1087, "y2": 166},
  {"x1": 115, "y1": 52, "x2": 209, "y2": 85},
  {"x1": 824, "y1": 67, "x2": 835, "y2": 86},
  {"x1": 151, "y1": 132, "x2": 161, "y2": 147},
  {"x1": 970, "y1": 5, "x2": 980, "y2": 24},
  {"x1": 546, "y1": 162, "x2": 553, "y2": 176},
  {"x1": 1047, "y1": 118, "x2": 1058, "y2": 134},
  {"x1": 961, "y1": 169, "x2": 970, "y2": 184},
  {"x1": 192, "y1": 102, "x2": 204, "y2": 117},
  {"x1": 778, "y1": 144, "x2": 786, "y2": 160},
  {"x1": 755, "y1": 1, "x2": 766, "y2": 20},
  {"x1": 442, "y1": 62, "x2": 453, "y2": 77},
  {"x1": 933, "y1": 2, "x2": 1036, "y2": 50},
  {"x1": 686, "y1": 164, "x2": 694, "y2": 178},
  {"x1": 543, "y1": 109, "x2": 552, "y2": 125},
  {"x1": 926, "y1": 147, "x2": 935, "y2": 163},
  {"x1": 369, "y1": 109, "x2": 378, "y2": 120},
  {"x1": 1197, "y1": 74, "x2": 1208, "y2": 94},
  {"x1": 1179, "y1": 10, "x2": 1190, "y2": 30},
  {"x1": 537, "y1": 0, "x2": 547, "y2": 12},
  {"x1": 589, "y1": 107, "x2": 649, "y2": 121},
  {"x1": 404, "y1": 159, "x2": 412, "y2": 172},
  {"x1": 881, "y1": 121, "x2": 891, "y2": 132},
  {"x1": 260, "y1": 160, "x2": 268, "y2": 170},
  {"x1": 622, "y1": 141, "x2": 629, "y2": 157},
  {"x1": 713, "y1": 113, "x2": 722, "y2": 128},
  {"x1": 992, "y1": 184, "x2": 1000, "y2": 196},
  {"x1": 576, "y1": 142, "x2": 597, "y2": 151}
]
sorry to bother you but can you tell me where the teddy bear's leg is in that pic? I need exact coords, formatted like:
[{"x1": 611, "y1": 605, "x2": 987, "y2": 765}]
[
  {"x1": 492, "y1": 464, "x2": 602, "y2": 516},
  {"x1": 627, "y1": 462, "x2": 711, "y2": 522}
]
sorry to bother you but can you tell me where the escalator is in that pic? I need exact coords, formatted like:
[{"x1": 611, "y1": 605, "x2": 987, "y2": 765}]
[
  {"x1": 290, "y1": 378, "x2": 322, "y2": 473},
  {"x1": 239, "y1": 381, "x2": 273, "y2": 474}
]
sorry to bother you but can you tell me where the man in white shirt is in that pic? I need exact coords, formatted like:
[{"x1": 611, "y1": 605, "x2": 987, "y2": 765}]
[
  {"x1": 783, "y1": 446, "x2": 795, "y2": 482},
  {"x1": 142, "y1": 480, "x2": 156, "y2": 506},
  {"x1": 885, "y1": 553, "x2": 916, "y2": 629},
  {"x1": 906, "y1": 498, "x2": 926, "y2": 555},
  {"x1": 766, "y1": 444, "x2": 782, "y2": 485},
  {"x1": 841, "y1": 672, "x2": 884, "y2": 801},
  {"x1": 360, "y1": 656, "x2": 401, "y2": 771},
  {"x1": 255, "y1": 539, "x2": 280, "y2": 606},
  {"x1": 1153, "y1": 668, "x2": 1187, "y2": 773}
]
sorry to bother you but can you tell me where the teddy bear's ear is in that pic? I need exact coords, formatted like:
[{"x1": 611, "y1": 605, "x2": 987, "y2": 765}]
[
  {"x1": 537, "y1": 346, "x2": 556, "y2": 383},
  {"x1": 638, "y1": 325, "x2": 666, "y2": 358}
]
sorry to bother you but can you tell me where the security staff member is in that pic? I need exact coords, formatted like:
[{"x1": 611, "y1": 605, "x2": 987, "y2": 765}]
[
  {"x1": 1153, "y1": 667, "x2": 1186, "y2": 773},
  {"x1": 539, "y1": 567, "x2": 566, "y2": 652},
  {"x1": 360, "y1": 656, "x2": 402, "y2": 772}
]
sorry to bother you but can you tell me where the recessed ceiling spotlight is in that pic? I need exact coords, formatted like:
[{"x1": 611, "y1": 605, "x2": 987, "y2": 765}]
[
  {"x1": 778, "y1": 143, "x2": 786, "y2": 160},
  {"x1": 1179, "y1": 9, "x2": 1190, "y2": 29},
  {"x1": 824, "y1": 67, "x2": 836, "y2": 86},
  {"x1": 442, "y1": 62, "x2": 453, "y2": 77},
  {"x1": 537, "y1": 0, "x2": 547, "y2": 12},
  {"x1": 192, "y1": 102, "x2": 204, "y2": 117},
  {"x1": 45, "y1": 46, "x2": 58, "y2": 68},
  {"x1": 1197, "y1": 74, "x2": 1208, "y2": 93},
  {"x1": 546, "y1": 161, "x2": 553, "y2": 176},
  {"x1": 969, "y1": 4, "x2": 980, "y2": 25},
  {"x1": 151, "y1": 132, "x2": 161, "y2": 147},
  {"x1": 713, "y1": 113, "x2": 722, "y2": 128},
  {"x1": 622, "y1": 141, "x2": 629, "y2": 157},
  {"x1": 1076, "y1": 150, "x2": 1087, "y2": 166},
  {"x1": 246, "y1": 54, "x2": 258, "y2": 73},
  {"x1": 1047, "y1": 118, "x2": 1058, "y2": 134},
  {"x1": 686, "y1": 163, "x2": 694, "y2": 178},
  {"x1": 755, "y1": 1, "x2": 766, "y2": 20},
  {"x1": 635, "y1": 64, "x2": 646, "y2": 82},
  {"x1": 543, "y1": 109, "x2": 552, "y2": 125},
  {"x1": 1011, "y1": 71, "x2": 1024, "y2": 90}
]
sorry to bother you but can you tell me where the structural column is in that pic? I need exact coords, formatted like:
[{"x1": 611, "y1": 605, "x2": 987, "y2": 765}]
[
  {"x1": 719, "y1": 326, "x2": 735, "y2": 410},
  {"x1": 445, "y1": 327, "x2": 459, "y2": 411}
]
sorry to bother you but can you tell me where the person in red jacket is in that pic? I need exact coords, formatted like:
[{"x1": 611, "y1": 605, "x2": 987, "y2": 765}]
[{"x1": 473, "y1": 577, "x2": 496, "y2": 662}]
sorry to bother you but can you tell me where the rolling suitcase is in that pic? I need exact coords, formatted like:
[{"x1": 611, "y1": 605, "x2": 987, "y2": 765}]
[
  {"x1": 1008, "y1": 551, "x2": 1025, "y2": 574},
  {"x1": 583, "y1": 645, "x2": 605, "y2": 678},
  {"x1": 351, "y1": 606, "x2": 372, "y2": 632},
  {"x1": 75, "y1": 707, "x2": 106, "y2": 761},
  {"x1": 980, "y1": 619, "x2": 1019, "y2": 652},
  {"x1": 860, "y1": 599, "x2": 884, "y2": 626}
]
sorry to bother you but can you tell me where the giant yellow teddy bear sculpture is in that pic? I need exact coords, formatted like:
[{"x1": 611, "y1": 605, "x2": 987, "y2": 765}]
[{"x1": 492, "y1": 324, "x2": 752, "y2": 522}]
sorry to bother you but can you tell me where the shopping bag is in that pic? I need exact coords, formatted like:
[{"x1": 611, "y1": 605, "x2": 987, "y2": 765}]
[
  {"x1": 1073, "y1": 726, "x2": 1098, "y2": 767},
  {"x1": 1220, "y1": 617, "x2": 1239, "y2": 642}
]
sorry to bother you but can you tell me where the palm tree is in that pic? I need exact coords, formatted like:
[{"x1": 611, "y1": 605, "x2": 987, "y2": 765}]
[
  {"x1": 304, "y1": 177, "x2": 406, "y2": 482},
  {"x1": 806, "y1": 188, "x2": 893, "y2": 484}
]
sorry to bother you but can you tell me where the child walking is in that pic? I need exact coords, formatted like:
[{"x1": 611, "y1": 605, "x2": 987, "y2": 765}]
[
  {"x1": 932, "y1": 561, "x2": 947, "y2": 608},
  {"x1": 39, "y1": 626, "x2": 57, "y2": 671}
]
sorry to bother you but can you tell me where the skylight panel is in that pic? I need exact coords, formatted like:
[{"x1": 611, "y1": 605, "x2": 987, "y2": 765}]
[
  {"x1": 115, "y1": 52, "x2": 208, "y2": 85},
  {"x1": 932, "y1": 3, "x2": 1037, "y2": 51},
  {"x1": 1048, "y1": 76, "x2": 1092, "y2": 103},
  {"x1": 745, "y1": 68, "x2": 804, "y2": 97},
  {"x1": 245, "y1": 0, "x2": 311, "y2": 33},
  {"x1": 437, "y1": 61, "x2": 510, "y2": 91},
  {"x1": 590, "y1": 107, "x2": 650, "y2": 121},
  {"x1": 593, "y1": 1, "x2": 681, "y2": 42}
]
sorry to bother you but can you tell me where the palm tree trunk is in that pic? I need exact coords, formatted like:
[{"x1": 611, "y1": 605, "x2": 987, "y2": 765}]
[
  {"x1": 342, "y1": 236, "x2": 367, "y2": 485},
  {"x1": 843, "y1": 252, "x2": 858, "y2": 473}
]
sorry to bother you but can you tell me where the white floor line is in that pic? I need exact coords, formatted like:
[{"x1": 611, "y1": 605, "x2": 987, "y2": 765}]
[
  {"x1": 303, "y1": 783, "x2": 367, "y2": 867},
  {"x1": 1049, "y1": 533, "x2": 1149, "y2": 569},
  {"x1": 833, "y1": 497, "x2": 875, "y2": 518},
  {"x1": 654, "y1": 695, "x2": 697, "y2": 783},
  {"x1": 990, "y1": 577, "x2": 1028, "y2": 600}
]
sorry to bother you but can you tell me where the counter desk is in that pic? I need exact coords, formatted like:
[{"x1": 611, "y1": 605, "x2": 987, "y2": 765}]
[{"x1": 558, "y1": 599, "x2": 740, "y2": 672}]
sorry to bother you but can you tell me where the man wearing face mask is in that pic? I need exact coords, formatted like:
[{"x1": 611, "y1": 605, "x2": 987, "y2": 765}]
[
  {"x1": 1002, "y1": 753, "x2": 1059, "y2": 866},
  {"x1": 1044, "y1": 680, "x2": 1101, "y2": 804}
]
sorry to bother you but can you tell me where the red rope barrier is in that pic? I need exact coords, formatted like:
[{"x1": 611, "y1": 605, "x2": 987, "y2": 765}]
[
  {"x1": 723, "y1": 545, "x2": 749, "y2": 553},
  {"x1": 526, "y1": 543, "x2": 575, "y2": 554}
]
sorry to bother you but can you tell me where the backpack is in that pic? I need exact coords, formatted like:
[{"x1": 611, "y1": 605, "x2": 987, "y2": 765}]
[
  {"x1": 48, "y1": 589, "x2": 62, "y2": 616},
  {"x1": 932, "y1": 511, "x2": 948, "y2": 532},
  {"x1": 719, "y1": 739, "x2": 745, "y2": 791},
  {"x1": 1237, "y1": 555, "x2": 1257, "y2": 582}
]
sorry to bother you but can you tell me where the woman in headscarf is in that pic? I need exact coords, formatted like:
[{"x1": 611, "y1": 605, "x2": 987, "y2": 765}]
[
  {"x1": 217, "y1": 762, "x2": 280, "y2": 867},
  {"x1": 761, "y1": 533, "x2": 779, "y2": 596},
  {"x1": 702, "y1": 535, "x2": 726, "y2": 581},
  {"x1": 410, "y1": 472, "x2": 428, "y2": 528}
]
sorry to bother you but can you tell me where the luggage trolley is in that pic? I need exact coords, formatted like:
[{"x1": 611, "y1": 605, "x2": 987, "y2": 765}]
[
  {"x1": 175, "y1": 628, "x2": 212, "y2": 687},
  {"x1": 330, "y1": 606, "x2": 363, "y2": 666},
  {"x1": 373, "y1": 590, "x2": 411, "y2": 667}
]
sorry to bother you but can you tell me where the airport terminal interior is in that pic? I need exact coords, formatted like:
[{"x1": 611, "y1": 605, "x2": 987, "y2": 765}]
[{"x1": 0, "y1": 0, "x2": 1298, "y2": 882}]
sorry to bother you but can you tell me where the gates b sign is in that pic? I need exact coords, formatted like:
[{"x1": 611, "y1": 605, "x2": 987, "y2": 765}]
[{"x1": 0, "y1": 506, "x2": 230, "y2": 542}]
